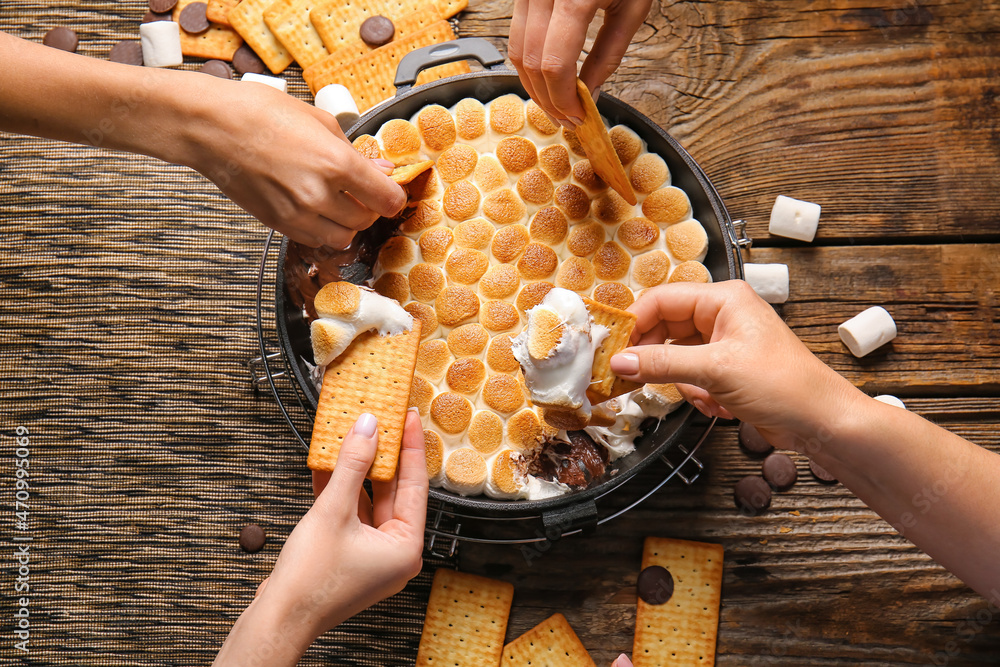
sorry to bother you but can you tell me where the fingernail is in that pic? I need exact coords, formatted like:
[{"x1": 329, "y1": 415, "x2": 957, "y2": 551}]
[
  {"x1": 355, "y1": 412, "x2": 377, "y2": 438},
  {"x1": 610, "y1": 352, "x2": 639, "y2": 375},
  {"x1": 591, "y1": 86, "x2": 601, "y2": 104},
  {"x1": 692, "y1": 399, "x2": 712, "y2": 417},
  {"x1": 612, "y1": 654, "x2": 633, "y2": 667},
  {"x1": 407, "y1": 406, "x2": 420, "y2": 415},
  {"x1": 372, "y1": 158, "x2": 395, "y2": 169},
  {"x1": 569, "y1": 116, "x2": 584, "y2": 126},
  {"x1": 558, "y1": 119, "x2": 575, "y2": 130}
]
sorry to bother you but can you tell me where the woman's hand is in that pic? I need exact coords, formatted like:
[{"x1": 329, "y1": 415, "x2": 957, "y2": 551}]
[
  {"x1": 214, "y1": 410, "x2": 428, "y2": 666},
  {"x1": 187, "y1": 81, "x2": 406, "y2": 249},
  {"x1": 508, "y1": 0, "x2": 653, "y2": 126},
  {"x1": 610, "y1": 281, "x2": 865, "y2": 451}
]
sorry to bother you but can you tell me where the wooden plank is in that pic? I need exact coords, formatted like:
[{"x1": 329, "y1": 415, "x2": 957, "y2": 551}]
[
  {"x1": 460, "y1": 403, "x2": 1000, "y2": 665},
  {"x1": 746, "y1": 244, "x2": 1000, "y2": 394},
  {"x1": 459, "y1": 0, "x2": 1000, "y2": 243}
]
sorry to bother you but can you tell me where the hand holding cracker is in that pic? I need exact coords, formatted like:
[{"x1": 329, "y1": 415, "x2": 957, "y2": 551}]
[{"x1": 214, "y1": 411, "x2": 427, "y2": 665}]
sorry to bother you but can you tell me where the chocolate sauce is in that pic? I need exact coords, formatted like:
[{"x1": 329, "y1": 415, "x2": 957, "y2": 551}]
[{"x1": 527, "y1": 431, "x2": 609, "y2": 488}]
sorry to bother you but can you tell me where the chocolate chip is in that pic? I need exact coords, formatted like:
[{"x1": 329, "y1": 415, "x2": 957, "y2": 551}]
[
  {"x1": 142, "y1": 10, "x2": 173, "y2": 23},
  {"x1": 738, "y1": 421, "x2": 773, "y2": 456},
  {"x1": 42, "y1": 27, "x2": 78, "y2": 53},
  {"x1": 734, "y1": 475, "x2": 771, "y2": 516},
  {"x1": 239, "y1": 524, "x2": 266, "y2": 553},
  {"x1": 232, "y1": 43, "x2": 267, "y2": 75},
  {"x1": 179, "y1": 2, "x2": 210, "y2": 34},
  {"x1": 148, "y1": 0, "x2": 178, "y2": 13},
  {"x1": 109, "y1": 41, "x2": 144, "y2": 66},
  {"x1": 359, "y1": 15, "x2": 394, "y2": 47},
  {"x1": 637, "y1": 565, "x2": 674, "y2": 605},
  {"x1": 762, "y1": 452, "x2": 797, "y2": 491},
  {"x1": 809, "y1": 459, "x2": 838, "y2": 484},
  {"x1": 200, "y1": 59, "x2": 233, "y2": 79}
]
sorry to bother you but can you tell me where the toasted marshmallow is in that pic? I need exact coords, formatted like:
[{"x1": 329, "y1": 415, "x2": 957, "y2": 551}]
[
  {"x1": 482, "y1": 188, "x2": 528, "y2": 225},
  {"x1": 408, "y1": 263, "x2": 445, "y2": 302},
  {"x1": 489, "y1": 94, "x2": 526, "y2": 134},
  {"x1": 668, "y1": 261, "x2": 711, "y2": 284},
  {"x1": 468, "y1": 410, "x2": 504, "y2": 456},
  {"x1": 642, "y1": 186, "x2": 690, "y2": 225},
  {"x1": 455, "y1": 98, "x2": 486, "y2": 141},
  {"x1": 446, "y1": 357, "x2": 487, "y2": 394},
  {"x1": 447, "y1": 323, "x2": 489, "y2": 357},
  {"x1": 665, "y1": 220, "x2": 708, "y2": 263},
  {"x1": 454, "y1": 217, "x2": 495, "y2": 250},
  {"x1": 310, "y1": 283, "x2": 413, "y2": 365},
  {"x1": 496, "y1": 136, "x2": 538, "y2": 173},
  {"x1": 505, "y1": 408, "x2": 543, "y2": 451},
  {"x1": 443, "y1": 447, "x2": 487, "y2": 496},
  {"x1": 618, "y1": 217, "x2": 660, "y2": 252},
  {"x1": 517, "y1": 169, "x2": 555, "y2": 205},
  {"x1": 485, "y1": 449, "x2": 529, "y2": 499},
  {"x1": 416, "y1": 339, "x2": 452, "y2": 381},
  {"x1": 486, "y1": 334, "x2": 520, "y2": 373},
  {"x1": 473, "y1": 155, "x2": 508, "y2": 192},
  {"x1": 491, "y1": 224, "x2": 530, "y2": 263},
  {"x1": 609, "y1": 125, "x2": 643, "y2": 166},
  {"x1": 593, "y1": 242, "x2": 631, "y2": 281},
  {"x1": 437, "y1": 144, "x2": 478, "y2": 183},
  {"x1": 481, "y1": 374, "x2": 525, "y2": 414},
  {"x1": 479, "y1": 264, "x2": 521, "y2": 300},
  {"x1": 554, "y1": 184, "x2": 591, "y2": 220},
  {"x1": 629, "y1": 153, "x2": 669, "y2": 194},
  {"x1": 418, "y1": 227, "x2": 453, "y2": 264},
  {"x1": 424, "y1": 429, "x2": 445, "y2": 485},
  {"x1": 416, "y1": 104, "x2": 456, "y2": 151},
  {"x1": 512, "y1": 288, "x2": 610, "y2": 415},
  {"x1": 526, "y1": 101, "x2": 559, "y2": 136},
  {"x1": 592, "y1": 282, "x2": 635, "y2": 310},
  {"x1": 538, "y1": 144, "x2": 571, "y2": 181},
  {"x1": 529, "y1": 207, "x2": 568, "y2": 245}
]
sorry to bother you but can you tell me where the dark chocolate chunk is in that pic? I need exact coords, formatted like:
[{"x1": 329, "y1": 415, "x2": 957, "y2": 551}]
[
  {"x1": 762, "y1": 452, "x2": 798, "y2": 491},
  {"x1": 42, "y1": 27, "x2": 79, "y2": 53},
  {"x1": 359, "y1": 15, "x2": 394, "y2": 47},
  {"x1": 200, "y1": 59, "x2": 233, "y2": 79},
  {"x1": 734, "y1": 475, "x2": 771, "y2": 516},
  {"x1": 148, "y1": 0, "x2": 179, "y2": 13},
  {"x1": 637, "y1": 565, "x2": 674, "y2": 605},
  {"x1": 109, "y1": 41, "x2": 144, "y2": 66},
  {"x1": 738, "y1": 421, "x2": 773, "y2": 456},
  {"x1": 232, "y1": 43, "x2": 267, "y2": 75},
  {"x1": 809, "y1": 459, "x2": 838, "y2": 484},
  {"x1": 142, "y1": 10, "x2": 174, "y2": 23},
  {"x1": 239, "y1": 524, "x2": 266, "y2": 553},
  {"x1": 179, "y1": 2, "x2": 211, "y2": 34}
]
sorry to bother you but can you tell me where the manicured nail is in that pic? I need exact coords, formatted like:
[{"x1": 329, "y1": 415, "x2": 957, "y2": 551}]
[
  {"x1": 610, "y1": 352, "x2": 639, "y2": 375},
  {"x1": 569, "y1": 116, "x2": 584, "y2": 126},
  {"x1": 692, "y1": 399, "x2": 712, "y2": 417},
  {"x1": 591, "y1": 86, "x2": 601, "y2": 104},
  {"x1": 558, "y1": 118, "x2": 575, "y2": 130},
  {"x1": 407, "y1": 406, "x2": 420, "y2": 415},
  {"x1": 355, "y1": 412, "x2": 377, "y2": 438},
  {"x1": 612, "y1": 654, "x2": 633, "y2": 667},
  {"x1": 372, "y1": 158, "x2": 395, "y2": 169}
]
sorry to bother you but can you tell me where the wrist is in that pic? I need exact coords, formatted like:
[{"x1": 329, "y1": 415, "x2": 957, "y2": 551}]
[{"x1": 214, "y1": 589, "x2": 325, "y2": 667}]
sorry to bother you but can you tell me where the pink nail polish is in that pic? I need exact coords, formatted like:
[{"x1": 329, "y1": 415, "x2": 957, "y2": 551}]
[
  {"x1": 372, "y1": 158, "x2": 395, "y2": 169},
  {"x1": 355, "y1": 412, "x2": 377, "y2": 437},
  {"x1": 611, "y1": 352, "x2": 639, "y2": 375}
]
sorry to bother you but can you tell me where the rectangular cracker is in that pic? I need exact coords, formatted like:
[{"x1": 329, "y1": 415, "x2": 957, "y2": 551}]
[
  {"x1": 633, "y1": 537, "x2": 724, "y2": 667},
  {"x1": 228, "y1": 0, "x2": 294, "y2": 73},
  {"x1": 263, "y1": 0, "x2": 329, "y2": 69},
  {"x1": 391, "y1": 160, "x2": 433, "y2": 184},
  {"x1": 173, "y1": 0, "x2": 244, "y2": 60},
  {"x1": 501, "y1": 613, "x2": 596, "y2": 667},
  {"x1": 307, "y1": 323, "x2": 421, "y2": 482},
  {"x1": 417, "y1": 569, "x2": 514, "y2": 667},
  {"x1": 575, "y1": 78, "x2": 637, "y2": 205},
  {"x1": 584, "y1": 297, "x2": 640, "y2": 404},
  {"x1": 310, "y1": 0, "x2": 465, "y2": 56},
  {"x1": 304, "y1": 20, "x2": 468, "y2": 106},
  {"x1": 207, "y1": 0, "x2": 241, "y2": 25}
]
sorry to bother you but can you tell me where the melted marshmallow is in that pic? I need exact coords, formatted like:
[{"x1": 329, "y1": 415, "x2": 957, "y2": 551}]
[{"x1": 311, "y1": 288, "x2": 413, "y2": 366}]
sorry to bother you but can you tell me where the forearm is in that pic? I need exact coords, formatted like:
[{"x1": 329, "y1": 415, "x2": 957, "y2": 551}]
[
  {"x1": 808, "y1": 394, "x2": 1000, "y2": 597},
  {"x1": 213, "y1": 593, "x2": 323, "y2": 667},
  {"x1": 0, "y1": 30, "x2": 215, "y2": 167}
]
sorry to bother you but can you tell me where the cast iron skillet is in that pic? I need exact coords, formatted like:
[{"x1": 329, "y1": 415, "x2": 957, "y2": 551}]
[{"x1": 276, "y1": 39, "x2": 742, "y2": 526}]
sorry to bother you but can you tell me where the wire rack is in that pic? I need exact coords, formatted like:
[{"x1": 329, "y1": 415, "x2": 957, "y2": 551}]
[{"x1": 248, "y1": 231, "x2": 715, "y2": 558}]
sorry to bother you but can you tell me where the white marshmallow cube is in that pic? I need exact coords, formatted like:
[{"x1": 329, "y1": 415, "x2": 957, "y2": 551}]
[
  {"x1": 743, "y1": 263, "x2": 789, "y2": 304},
  {"x1": 874, "y1": 394, "x2": 907, "y2": 409},
  {"x1": 769, "y1": 195, "x2": 821, "y2": 242},
  {"x1": 139, "y1": 21, "x2": 183, "y2": 68},
  {"x1": 242, "y1": 72, "x2": 288, "y2": 93},
  {"x1": 838, "y1": 306, "x2": 897, "y2": 357},
  {"x1": 315, "y1": 84, "x2": 360, "y2": 132}
]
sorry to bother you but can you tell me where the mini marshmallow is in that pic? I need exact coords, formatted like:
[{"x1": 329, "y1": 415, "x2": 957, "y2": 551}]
[
  {"x1": 139, "y1": 21, "x2": 182, "y2": 68},
  {"x1": 838, "y1": 306, "x2": 897, "y2": 357},
  {"x1": 874, "y1": 394, "x2": 906, "y2": 409},
  {"x1": 241, "y1": 72, "x2": 288, "y2": 93},
  {"x1": 743, "y1": 263, "x2": 789, "y2": 304},
  {"x1": 315, "y1": 84, "x2": 360, "y2": 132},
  {"x1": 769, "y1": 195, "x2": 821, "y2": 242}
]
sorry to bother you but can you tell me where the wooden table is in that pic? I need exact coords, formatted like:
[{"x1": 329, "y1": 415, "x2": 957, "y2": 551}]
[{"x1": 457, "y1": 1, "x2": 1000, "y2": 664}]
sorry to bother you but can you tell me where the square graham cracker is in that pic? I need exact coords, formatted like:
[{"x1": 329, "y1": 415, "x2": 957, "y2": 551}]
[
  {"x1": 307, "y1": 323, "x2": 420, "y2": 482},
  {"x1": 502, "y1": 613, "x2": 596, "y2": 667},
  {"x1": 417, "y1": 569, "x2": 514, "y2": 667},
  {"x1": 633, "y1": 537, "x2": 724, "y2": 667},
  {"x1": 207, "y1": 0, "x2": 240, "y2": 25},
  {"x1": 309, "y1": 0, "x2": 465, "y2": 55},
  {"x1": 228, "y1": 0, "x2": 294, "y2": 73},
  {"x1": 173, "y1": 0, "x2": 244, "y2": 60},
  {"x1": 584, "y1": 297, "x2": 640, "y2": 404},
  {"x1": 263, "y1": 0, "x2": 329, "y2": 68},
  {"x1": 303, "y1": 20, "x2": 468, "y2": 103}
]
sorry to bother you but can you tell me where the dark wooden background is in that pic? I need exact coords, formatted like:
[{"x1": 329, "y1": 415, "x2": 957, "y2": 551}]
[{"x1": 457, "y1": 1, "x2": 1000, "y2": 665}]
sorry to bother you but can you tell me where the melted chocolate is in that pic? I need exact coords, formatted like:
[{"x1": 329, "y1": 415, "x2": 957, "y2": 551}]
[{"x1": 527, "y1": 431, "x2": 609, "y2": 488}]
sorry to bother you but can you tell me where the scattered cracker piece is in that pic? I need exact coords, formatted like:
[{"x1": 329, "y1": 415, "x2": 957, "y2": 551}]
[
  {"x1": 633, "y1": 537, "x2": 723, "y2": 667},
  {"x1": 573, "y1": 78, "x2": 636, "y2": 205},
  {"x1": 173, "y1": 0, "x2": 244, "y2": 60},
  {"x1": 502, "y1": 613, "x2": 596, "y2": 667},
  {"x1": 228, "y1": 0, "x2": 294, "y2": 73},
  {"x1": 303, "y1": 20, "x2": 468, "y2": 105},
  {"x1": 391, "y1": 160, "x2": 434, "y2": 184},
  {"x1": 583, "y1": 297, "x2": 640, "y2": 404},
  {"x1": 417, "y1": 569, "x2": 514, "y2": 667},
  {"x1": 207, "y1": 0, "x2": 240, "y2": 25},
  {"x1": 307, "y1": 323, "x2": 421, "y2": 482},
  {"x1": 310, "y1": 0, "x2": 465, "y2": 54},
  {"x1": 263, "y1": 0, "x2": 329, "y2": 68}
]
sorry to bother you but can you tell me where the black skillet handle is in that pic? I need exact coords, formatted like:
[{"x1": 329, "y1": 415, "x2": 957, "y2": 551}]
[
  {"x1": 541, "y1": 498, "x2": 599, "y2": 537},
  {"x1": 393, "y1": 38, "x2": 507, "y2": 96}
]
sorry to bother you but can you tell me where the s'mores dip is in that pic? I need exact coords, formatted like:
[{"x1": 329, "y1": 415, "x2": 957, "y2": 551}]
[{"x1": 289, "y1": 94, "x2": 711, "y2": 500}]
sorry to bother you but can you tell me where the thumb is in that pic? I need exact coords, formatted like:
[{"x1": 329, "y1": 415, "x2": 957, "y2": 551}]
[
  {"x1": 610, "y1": 342, "x2": 720, "y2": 389},
  {"x1": 371, "y1": 157, "x2": 395, "y2": 175},
  {"x1": 318, "y1": 413, "x2": 379, "y2": 514}
]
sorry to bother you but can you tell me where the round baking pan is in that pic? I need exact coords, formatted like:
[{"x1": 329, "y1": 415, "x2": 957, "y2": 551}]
[{"x1": 276, "y1": 39, "x2": 742, "y2": 524}]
